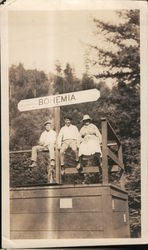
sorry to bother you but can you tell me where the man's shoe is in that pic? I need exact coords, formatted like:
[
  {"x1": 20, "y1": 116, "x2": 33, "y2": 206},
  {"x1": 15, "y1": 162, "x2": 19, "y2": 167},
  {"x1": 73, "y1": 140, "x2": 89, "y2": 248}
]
[
  {"x1": 61, "y1": 166, "x2": 65, "y2": 176},
  {"x1": 29, "y1": 162, "x2": 37, "y2": 168},
  {"x1": 50, "y1": 159, "x2": 55, "y2": 166},
  {"x1": 76, "y1": 162, "x2": 82, "y2": 171}
]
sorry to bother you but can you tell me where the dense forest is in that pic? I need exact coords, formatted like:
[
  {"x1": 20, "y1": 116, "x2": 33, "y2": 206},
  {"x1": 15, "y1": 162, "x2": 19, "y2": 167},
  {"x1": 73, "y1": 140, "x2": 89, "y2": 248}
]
[{"x1": 9, "y1": 10, "x2": 140, "y2": 237}]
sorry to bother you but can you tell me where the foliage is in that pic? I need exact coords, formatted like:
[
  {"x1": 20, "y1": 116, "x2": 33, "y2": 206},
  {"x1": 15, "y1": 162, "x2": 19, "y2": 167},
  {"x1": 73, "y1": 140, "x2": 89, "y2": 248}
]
[
  {"x1": 9, "y1": 63, "x2": 54, "y2": 150},
  {"x1": 87, "y1": 9, "x2": 140, "y2": 237},
  {"x1": 90, "y1": 10, "x2": 140, "y2": 87},
  {"x1": 10, "y1": 152, "x2": 49, "y2": 186}
]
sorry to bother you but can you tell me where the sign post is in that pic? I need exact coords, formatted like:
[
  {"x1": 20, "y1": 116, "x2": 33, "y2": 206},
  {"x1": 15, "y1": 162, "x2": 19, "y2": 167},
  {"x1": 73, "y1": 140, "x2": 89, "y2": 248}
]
[{"x1": 54, "y1": 107, "x2": 61, "y2": 184}]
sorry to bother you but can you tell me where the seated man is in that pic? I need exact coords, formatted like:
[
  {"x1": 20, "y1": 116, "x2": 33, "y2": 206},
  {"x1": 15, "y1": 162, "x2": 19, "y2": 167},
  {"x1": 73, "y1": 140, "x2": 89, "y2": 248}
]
[
  {"x1": 29, "y1": 120, "x2": 56, "y2": 168},
  {"x1": 57, "y1": 115, "x2": 80, "y2": 175}
]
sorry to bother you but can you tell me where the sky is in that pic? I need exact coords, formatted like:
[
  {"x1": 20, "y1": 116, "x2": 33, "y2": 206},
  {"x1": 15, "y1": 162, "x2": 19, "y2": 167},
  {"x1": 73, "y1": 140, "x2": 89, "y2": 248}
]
[{"x1": 8, "y1": 10, "x2": 121, "y2": 78}]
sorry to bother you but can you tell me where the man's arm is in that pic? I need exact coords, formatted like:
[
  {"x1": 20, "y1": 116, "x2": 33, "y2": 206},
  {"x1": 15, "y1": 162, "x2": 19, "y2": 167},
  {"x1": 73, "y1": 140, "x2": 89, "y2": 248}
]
[{"x1": 39, "y1": 132, "x2": 45, "y2": 146}]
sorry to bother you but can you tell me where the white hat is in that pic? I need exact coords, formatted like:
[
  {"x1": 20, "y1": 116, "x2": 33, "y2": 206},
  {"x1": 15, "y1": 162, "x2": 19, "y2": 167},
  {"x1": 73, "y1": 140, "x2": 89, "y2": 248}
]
[{"x1": 82, "y1": 114, "x2": 92, "y2": 121}]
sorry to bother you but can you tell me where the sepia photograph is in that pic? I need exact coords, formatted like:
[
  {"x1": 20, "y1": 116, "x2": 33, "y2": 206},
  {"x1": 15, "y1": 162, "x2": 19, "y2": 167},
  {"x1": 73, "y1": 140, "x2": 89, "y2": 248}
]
[{"x1": 1, "y1": 0, "x2": 148, "y2": 248}]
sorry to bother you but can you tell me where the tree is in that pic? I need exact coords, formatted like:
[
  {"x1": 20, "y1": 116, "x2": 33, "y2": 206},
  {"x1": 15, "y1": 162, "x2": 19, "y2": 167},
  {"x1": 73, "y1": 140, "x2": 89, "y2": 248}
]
[
  {"x1": 9, "y1": 64, "x2": 53, "y2": 150},
  {"x1": 87, "y1": 10, "x2": 140, "y2": 237},
  {"x1": 90, "y1": 10, "x2": 140, "y2": 87},
  {"x1": 81, "y1": 73, "x2": 95, "y2": 90}
]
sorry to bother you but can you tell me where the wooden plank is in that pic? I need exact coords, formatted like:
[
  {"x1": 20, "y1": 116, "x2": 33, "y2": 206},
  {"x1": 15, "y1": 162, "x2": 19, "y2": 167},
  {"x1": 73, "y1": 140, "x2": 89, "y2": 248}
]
[
  {"x1": 111, "y1": 189, "x2": 128, "y2": 200},
  {"x1": 118, "y1": 144, "x2": 125, "y2": 188},
  {"x1": 125, "y1": 196, "x2": 131, "y2": 237},
  {"x1": 18, "y1": 89, "x2": 100, "y2": 111},
  {"x1": 111, "y1": 165, "x2": 119, "y2": 172},
  {"x1": 10, "y1": 196, "x2": 103, "y2": 213},
  {"x1": 10, "y1": 149, "x2": 51, "y2": 154},
  {"x1": 65, "y1": 166, "x2": 99, "y2": 174},
  {"x1": 110, "y1": 184, "x2": 128, "y2": 195},
  {"x1": 107, "y1": 142, "x2": 117, "y2": 147},
  {"x1": 10, "y1": 150, "x2": 32, "y2": 154},
  {"x1": 107, "y1": 148, "x2": 124, "y2": 169},
  {"x1": 10, "y1": 185, "x2": 109, "y2": 199},
  {"x1": 112, "y1": 198, "x2": 127, "y2": 212},
  {"x1": 102, "y1": 193, "x2": 114, "y2": 237},
  {"x1": 55, "y1": 107, "x2": 61, "y2": 184},
  {"x1": 10, "y1": 184, "x2": 128, "y2": 200},
  {"x1": 10, "y1": 212, "x2": 103, "y2": 231},
  {"x1": 101, "y1": 119, "x2": 109, "y2": 184},
  {"x1": 10, "y1": 230, "x2": 104, "y2": 239},
  {"x1": 107, "y1": 120, "x2": 121, "y2": 145},
  {"x1": 112, "y1": 212, "x2": 129, "y2": 235}
]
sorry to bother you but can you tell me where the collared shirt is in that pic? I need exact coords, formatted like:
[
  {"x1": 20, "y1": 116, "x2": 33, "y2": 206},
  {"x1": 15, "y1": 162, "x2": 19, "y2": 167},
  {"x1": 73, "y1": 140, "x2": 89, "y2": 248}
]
[
  {"x1": 57, "y1": 124, "x2": 79, "y2": 148},
  {"x1": 39, "y1": 129, "x2": 56, "y2": 146}
]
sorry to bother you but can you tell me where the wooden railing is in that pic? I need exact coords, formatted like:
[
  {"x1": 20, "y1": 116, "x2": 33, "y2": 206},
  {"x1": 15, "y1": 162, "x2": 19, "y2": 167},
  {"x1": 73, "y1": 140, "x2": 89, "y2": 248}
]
[
  {"x1": 101, "y1": 118, "x2": 125, "y2": 188},
  {"x1": 10, "y1": 118, "x2": 125, "y2": 188}
]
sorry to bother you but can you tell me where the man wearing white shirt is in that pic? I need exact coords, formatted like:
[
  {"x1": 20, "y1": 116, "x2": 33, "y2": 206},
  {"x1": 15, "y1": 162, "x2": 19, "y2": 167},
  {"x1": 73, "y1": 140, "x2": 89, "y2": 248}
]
[
  {"x1": 29, "y1": 120, "x2": 56, "y2": 168},
  {"x1": 57, "y1": 115, "x2": 80, "y2": 174}
]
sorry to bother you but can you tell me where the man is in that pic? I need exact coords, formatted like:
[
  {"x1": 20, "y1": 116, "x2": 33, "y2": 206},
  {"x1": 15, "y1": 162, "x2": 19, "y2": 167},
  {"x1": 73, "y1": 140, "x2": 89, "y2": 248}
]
[
  {"x1": 57, "y1": 115, "x2": 80, "y2": 175},
  {"x1": 29, "y1": 120, "x2": 56, "y2": 168}
]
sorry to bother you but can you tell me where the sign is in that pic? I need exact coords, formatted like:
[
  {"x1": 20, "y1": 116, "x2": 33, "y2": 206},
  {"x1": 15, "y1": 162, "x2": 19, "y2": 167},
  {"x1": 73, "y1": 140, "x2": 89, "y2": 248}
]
[
  {"x1": 60, "y1": 198, "x2": 73, "y2": 208},
  {"x1": 18, "y1": 88, "x2": 100, "y2": 112}
]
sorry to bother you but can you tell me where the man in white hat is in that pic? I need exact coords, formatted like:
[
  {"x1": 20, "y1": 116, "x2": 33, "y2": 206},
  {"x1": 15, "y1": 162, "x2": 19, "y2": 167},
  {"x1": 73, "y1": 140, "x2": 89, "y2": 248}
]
[{"x1": 29, "y1": 120, "x2": 56, "y2": 168}]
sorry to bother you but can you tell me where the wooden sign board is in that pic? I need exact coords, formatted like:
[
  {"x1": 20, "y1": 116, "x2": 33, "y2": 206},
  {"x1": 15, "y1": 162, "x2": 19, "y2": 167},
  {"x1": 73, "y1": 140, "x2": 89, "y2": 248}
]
[{"x1": 18, "y1": 89, "x2": 100, "y2": 112}]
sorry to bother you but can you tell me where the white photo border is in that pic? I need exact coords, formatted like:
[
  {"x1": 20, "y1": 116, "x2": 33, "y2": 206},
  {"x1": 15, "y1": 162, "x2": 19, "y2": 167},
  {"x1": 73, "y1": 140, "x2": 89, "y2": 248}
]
[{"x1": 1, "y1": 0, "x2": 148, "y2": 248}]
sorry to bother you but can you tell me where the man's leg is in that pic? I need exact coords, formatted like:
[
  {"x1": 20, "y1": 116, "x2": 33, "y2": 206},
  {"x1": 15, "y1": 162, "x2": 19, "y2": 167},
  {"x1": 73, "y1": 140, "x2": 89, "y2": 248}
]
[
  {"x1": 47, "y1": 143, "x2": 55, "y2": 166},
  {"x1": 60, "y1": 142, "x2": 68, "y2": 175},
  {"x1": 30, "y1": 145, "x2": 45, "y2": 167},
  {"x1": 60, "y1": 142, "x2": 68, "y2": 166},
  {"x1": 70, "y1": 140, "x2": 81, "y2": 170},
  {"x1": 70, "y1": 140, "x2": 79, "y2": 161}
]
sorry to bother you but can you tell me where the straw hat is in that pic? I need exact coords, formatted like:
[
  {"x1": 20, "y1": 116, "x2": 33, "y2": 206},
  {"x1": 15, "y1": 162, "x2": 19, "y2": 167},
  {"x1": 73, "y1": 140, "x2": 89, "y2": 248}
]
[{"x1": 82, "y1": 114, "x2": 92, "y2": 122}]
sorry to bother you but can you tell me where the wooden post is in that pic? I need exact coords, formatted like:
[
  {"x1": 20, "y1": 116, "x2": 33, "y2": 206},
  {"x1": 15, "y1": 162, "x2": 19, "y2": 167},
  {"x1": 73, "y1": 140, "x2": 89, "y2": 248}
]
[
  {"x1": 54, "y1": 107, "x2": 61, "y2": 184},
  {"x1": 118, "y1": 144, "x2": 125, "y2": 189},
  {"x1": 101, "y1": 118, "x2": 109, "y2": 184}
]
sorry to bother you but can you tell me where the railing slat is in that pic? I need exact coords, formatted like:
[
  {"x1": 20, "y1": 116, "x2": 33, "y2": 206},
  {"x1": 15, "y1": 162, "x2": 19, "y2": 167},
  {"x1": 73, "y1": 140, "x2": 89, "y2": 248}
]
[
  {"x1": 10, "y1": 150, "x2": 32, "y2": 154},
  {"x1": 101, "y1": 119, "x2": 109, "y2": 184},
  {"x1": 107, "y1": 121, "x2": 121, "y2": 145},
  {"x1": 107, "y1": 148, "x2": 124, "y2": 169},
  {"x1": 65, "y1": 166, "x2": 99, "y2": 174}
]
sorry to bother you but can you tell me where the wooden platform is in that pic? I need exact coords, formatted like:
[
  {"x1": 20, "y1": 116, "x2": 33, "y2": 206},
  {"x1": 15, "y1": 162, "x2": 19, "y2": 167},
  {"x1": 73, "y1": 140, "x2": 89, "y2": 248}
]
[
  {"x1": 10, "y1": 183, "x2": 130, "y2": 239},
  {"x1": 9, "y1": 118, "x2": 130, "y2": 239}
]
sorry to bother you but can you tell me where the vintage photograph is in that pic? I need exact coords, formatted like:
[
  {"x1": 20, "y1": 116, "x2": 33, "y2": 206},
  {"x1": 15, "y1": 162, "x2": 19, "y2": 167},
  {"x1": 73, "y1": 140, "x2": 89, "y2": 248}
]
[{"x1": 1, "y1": 0, "x2": 148, "y2": 248}]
